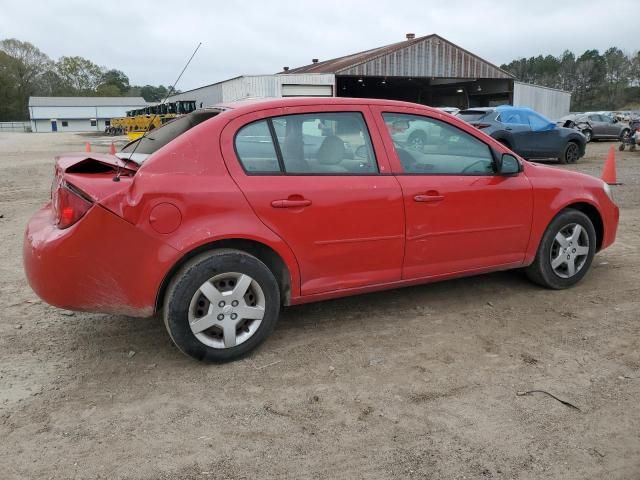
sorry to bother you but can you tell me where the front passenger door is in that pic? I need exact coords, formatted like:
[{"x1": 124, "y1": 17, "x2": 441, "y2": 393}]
[{"x1": 371, "y1": 108, "x2": 534, "y2": 280}]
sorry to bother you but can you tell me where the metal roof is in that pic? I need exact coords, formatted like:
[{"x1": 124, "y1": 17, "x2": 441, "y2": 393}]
[
  {"x1": 284, "y1": 34, "x2": 514, "y2": 79},
  {"x1": 28, "y1": 96, "x2": 149, "y2": 107}
]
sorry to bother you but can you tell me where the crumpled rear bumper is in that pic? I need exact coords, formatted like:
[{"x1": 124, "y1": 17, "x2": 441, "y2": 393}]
[{"x1": 23, "y1": 203, "x2": 178, "y2": 317}]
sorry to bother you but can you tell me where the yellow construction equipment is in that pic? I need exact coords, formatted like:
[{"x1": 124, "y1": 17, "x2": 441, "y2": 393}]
[{"x1": 106, "y1": 100, "x2": 197, "y2": 140}]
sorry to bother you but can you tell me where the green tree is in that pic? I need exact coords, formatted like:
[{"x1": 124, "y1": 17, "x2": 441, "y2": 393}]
[
  {"x1": 603, "y1": 47, "x2": 630, "y2": 107},
  {"x1": 99, "y1": 69, "x2": 130, "y2": 95},
  {"x1": 558, "y1": 50, "x2": 576, "y2": 92},
  {"x1": 55, "y1": 56, "x2": 104, "y2": 94},
  {"x1": 139, "y1": 84, "x2": 169, "y2": 102},
  {"x1": 0, "y1": 51, "x2": 21, "y2": 120},
  {"x1": 0, "y1": 39, "x2": 52, "y2": 119}
]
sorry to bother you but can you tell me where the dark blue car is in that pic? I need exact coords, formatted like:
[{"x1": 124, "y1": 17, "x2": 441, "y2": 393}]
[{"x1": 457, "y1": 106, "x2": 586, "y2": 164}]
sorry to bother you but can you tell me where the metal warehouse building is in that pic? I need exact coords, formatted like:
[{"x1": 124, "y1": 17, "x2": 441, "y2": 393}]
[
  {"x1": 169, "y1": 34, "x2": 570, "y2": 119},
  {"x1": 28, "y1": 96, "x2": 149, "y2": 133}
]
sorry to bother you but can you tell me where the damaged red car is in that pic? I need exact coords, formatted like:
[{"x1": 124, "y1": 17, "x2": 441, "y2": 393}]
[{"x1": 24, "y1": 98, "x2": 619, "y2": 362}]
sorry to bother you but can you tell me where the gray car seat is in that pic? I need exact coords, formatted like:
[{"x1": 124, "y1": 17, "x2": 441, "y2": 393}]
[{"x1": 316, "y1": 136, "x2": 348, "y2": 172}]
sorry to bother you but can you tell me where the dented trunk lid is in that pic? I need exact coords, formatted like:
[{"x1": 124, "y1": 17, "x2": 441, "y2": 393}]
[{"x1": 54, "y1": 153, "x2": 137, "y2": 209}]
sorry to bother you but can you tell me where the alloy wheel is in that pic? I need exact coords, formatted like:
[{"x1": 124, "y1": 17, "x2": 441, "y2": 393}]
[
  {"x1": 566, "y1": 143, "x2": 580, "y2": 163},
  {"x1": 550, "y1": 223, "x2": 590, "y2": 278},
  {"x1": 188, "y1": 272, "x2": 265, "y2": 349}
]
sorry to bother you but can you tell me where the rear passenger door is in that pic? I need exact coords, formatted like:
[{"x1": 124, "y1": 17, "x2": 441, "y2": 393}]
[{"x1": 220, "y1": 105, "x2": 405, "y2": 296}]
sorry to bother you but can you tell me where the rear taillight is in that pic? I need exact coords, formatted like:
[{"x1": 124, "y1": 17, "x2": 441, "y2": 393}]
[{"x1": 52, "y1": 182, "x2": 93, "y2": 229}]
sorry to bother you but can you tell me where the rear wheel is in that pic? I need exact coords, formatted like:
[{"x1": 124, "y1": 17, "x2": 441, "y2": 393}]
[
  {"x1": 164, "y1": 249, "x2": 280, "y2": 362},
  {"x1": 525, "y1": 209, "x2": 596, "y2": 289},
  {"x1": 559, "y1": 141, "x2": 580, "y2": 164}
]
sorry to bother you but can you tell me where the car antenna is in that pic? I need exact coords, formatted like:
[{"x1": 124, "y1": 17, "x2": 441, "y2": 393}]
[{"x1": 113, "y1": 42, "x2": 202, "y2": 182}]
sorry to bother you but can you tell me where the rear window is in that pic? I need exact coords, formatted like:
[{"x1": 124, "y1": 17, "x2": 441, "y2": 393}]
[
  {"x1": 234, "y1": 112, "x2": 378, "y2": 175},
  {"x1": 457, "y1": 110, "x2": 492, "y2": 122},
  {"x1": 119, "y1": 110, "x2": 221, "y2": 161}
]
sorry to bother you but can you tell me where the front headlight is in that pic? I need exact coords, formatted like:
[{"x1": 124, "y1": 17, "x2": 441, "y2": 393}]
[{"x1": 603, "y1": 181, "x2": 615, "y2": 203}]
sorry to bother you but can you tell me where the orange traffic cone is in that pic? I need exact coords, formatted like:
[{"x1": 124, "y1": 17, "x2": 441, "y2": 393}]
[
  {"x1": 109, "y1": 142, "x2": 116, "y2": 155},
  {"x1": 601, "y1": 145, "x2": 621, "y2": 185},
  {"x1": 84, "y1": 142, "x2": 91, "y2": 152}
]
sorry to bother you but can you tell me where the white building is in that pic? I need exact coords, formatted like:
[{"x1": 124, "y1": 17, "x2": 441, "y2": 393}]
[
  {"x1": 168, "y1": 34, "x2": 571, "y2": 119},
  {"x1": 167, "y1": 74, "x2": 335, "y2": 108},
  {"x1": 28, "y1": 96, "x2": 149, "y2": 133}
]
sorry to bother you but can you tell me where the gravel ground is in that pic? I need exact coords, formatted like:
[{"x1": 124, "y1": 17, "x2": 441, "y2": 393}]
[{"x1": 1, "y1": 132, "x2": 639, "y2": 480}]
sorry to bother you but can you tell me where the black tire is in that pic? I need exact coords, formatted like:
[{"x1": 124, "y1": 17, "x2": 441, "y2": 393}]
[
  {"x1": 582, "y1": 129, "x2": 592, "y2": 143},
  {"x1": 619, "y1": 143, "x2": 626, "y2": 152},
  {"x1": 559, "y1": 141, "x2": 580, "y2": 164},
  {"x1": 163, "y1": 249, "x2": 280, "y2": 362},
  {"x1": 525, "y1": 209, "x2": 596, "y2": 289},
  {"x1": 620, "y1": 129, "x2": 630, "y2": 141}
]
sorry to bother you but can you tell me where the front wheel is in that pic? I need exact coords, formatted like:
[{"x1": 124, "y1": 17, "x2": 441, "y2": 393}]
[
  {"x1": 525, "y1": 209, "x2": 596, "y2": 289},
  {"x1": 163, "y1": 249, "x2": 280, "y2": 362},
  {"x1": 582, "y1": 129, "x2": 592, "y2": 143},
  {"x1": 559, "y1": 141, "x2": 580, "y2": 164},
  {"x1": 620, "y1": 129, "x2": 630, "y2": 141}
]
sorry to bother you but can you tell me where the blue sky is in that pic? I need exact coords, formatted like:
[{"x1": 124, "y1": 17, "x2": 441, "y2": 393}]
[{"x1": 1, "y1": 0, "x2": 636, "y2": 91}]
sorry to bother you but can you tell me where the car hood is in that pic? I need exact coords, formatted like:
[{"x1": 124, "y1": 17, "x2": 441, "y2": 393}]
[{"x1": 525, "y1": 161, "x2": 602, "y2": 187}]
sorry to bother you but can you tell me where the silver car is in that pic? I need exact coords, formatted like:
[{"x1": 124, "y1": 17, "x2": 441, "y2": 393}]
[{"x1": 558, "y1": 113, "x2": 630, "y2": 142}]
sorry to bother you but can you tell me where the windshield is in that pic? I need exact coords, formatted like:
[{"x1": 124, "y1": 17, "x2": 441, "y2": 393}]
[
  {"x1": 457, "y1": 110, "x2": 492, "y2": 122},
  {"x1": 119, "y1": 110, "x2": 221, "y2": 163}
]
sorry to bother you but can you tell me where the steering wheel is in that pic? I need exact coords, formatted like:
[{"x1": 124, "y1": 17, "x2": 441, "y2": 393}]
[{"x1": 461, "y1": 160, "x2": 490, "y2": 174}]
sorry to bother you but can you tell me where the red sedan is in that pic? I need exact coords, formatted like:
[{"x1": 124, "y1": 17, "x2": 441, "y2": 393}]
[{"x1": 23, "y1": 98, "x2": 619, "y2": 362}]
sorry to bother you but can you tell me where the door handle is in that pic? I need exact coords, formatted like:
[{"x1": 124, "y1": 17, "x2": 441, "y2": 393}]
[
  {"x1": 271, "y1": 199, "x2": 312, "y2": 208},
  {"x1": 414, "y1": 194, "x2": 444, "y2": 203}
]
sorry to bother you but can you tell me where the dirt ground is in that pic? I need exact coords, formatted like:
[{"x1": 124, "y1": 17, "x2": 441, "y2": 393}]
[{"x1": 1, "y1": 132, "x2": 639, "y2": 480}]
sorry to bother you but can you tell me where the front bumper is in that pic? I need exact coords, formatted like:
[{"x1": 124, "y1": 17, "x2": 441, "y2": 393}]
[
  {"x1": 23, "y1": 203, "x2": 178, "y2": 317},
  {"x1": 600, "y1": 199, "x2": 619, "y2": 251}
]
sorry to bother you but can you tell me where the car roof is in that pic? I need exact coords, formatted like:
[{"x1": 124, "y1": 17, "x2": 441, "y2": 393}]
[{"x1": 211, "y1": 96, "x2": 442, "y2": 115}]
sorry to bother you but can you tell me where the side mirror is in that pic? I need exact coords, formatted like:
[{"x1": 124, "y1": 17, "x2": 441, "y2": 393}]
[{"x1": 496, "y1": 153, "x2": 520, "y2": 176}]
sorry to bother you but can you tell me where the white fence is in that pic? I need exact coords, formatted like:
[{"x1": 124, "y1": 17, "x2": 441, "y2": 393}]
[{"x1": 0, "y1": 121, "x2": 31, "y2": 132}]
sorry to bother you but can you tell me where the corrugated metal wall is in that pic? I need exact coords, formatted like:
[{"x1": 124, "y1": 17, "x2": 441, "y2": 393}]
[
  {"x1": 168, "y1": 82, "x2": 225, "y2": 107},
  {"x1": 167, "y1": 74, "x2": 335, "y2": 106},
  {"x1": 338, "y1": 37, "x2": 512, "y2": 79},
  {"x1": 513, "y1": 82, "x2": 571, "y2": 119}
]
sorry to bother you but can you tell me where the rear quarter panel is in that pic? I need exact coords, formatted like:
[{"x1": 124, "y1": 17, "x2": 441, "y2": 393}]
[{"x1": 106, "y1": 114, "x2": 303, "y2": 301}]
